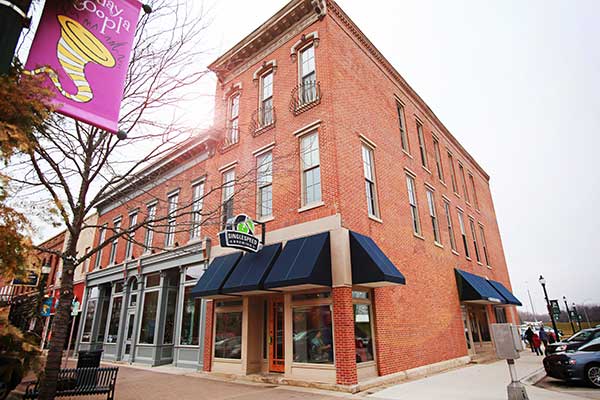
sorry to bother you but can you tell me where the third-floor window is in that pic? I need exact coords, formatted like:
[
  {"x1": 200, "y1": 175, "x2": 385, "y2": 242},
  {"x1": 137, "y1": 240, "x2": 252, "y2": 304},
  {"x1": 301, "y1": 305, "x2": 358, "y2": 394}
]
[
  {"x1": 299, "y1": 44, "x2": 316, "y2": 104},
  {"x1": 447, "y1": 151, "x2": 458, "y2": 194},
  {"x1": 222, "y1": 169, "x2": 235, "y2": 228},
  {"x1": 396, "y1": 102, "x2": 410, "y2": 153},
  {"x1": 362, "y1": 144, "x2": 379, "y2": 218},
  {"x1": 300, "y1": 132, "x2": 321, "y2": 206},
  {"x1": 143, "y1": 203, "x2": 156, "y2": 252},
  {"x1": 125, "y1": 211, "x2": 137, "y2": 260},
  {"x1": 165, "y1": 191, "x2": 179, "y2": 247},
  {"x1": 257, "y1": 152, "x2": 273, "y2": 219},
  {"x1": 108, "y1": 218, "x2": 121, "y2": 265},
  {"x1": 458, "y1": 162, "x2": 470, "y2": 203},
  {"x1": 432, "y1": 136, "x2": 444, "y2": 182},
  {"x1": 190, "y1": 181, "x2": 204, "y2": 240},
  {"x1": 227, "y1": 94, "x2": 240, "y2": 145},
  {"x1": 416, "y1": 121, "x2": 428, "y2": 169},
  {"x1": 260, "y1": 72, "x2": 273, "y2": 126}
]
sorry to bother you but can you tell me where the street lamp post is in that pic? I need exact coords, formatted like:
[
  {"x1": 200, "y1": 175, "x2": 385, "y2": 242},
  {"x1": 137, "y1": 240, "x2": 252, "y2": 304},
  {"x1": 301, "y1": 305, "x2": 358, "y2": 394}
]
[
  {"x1": 563, "y1": 296, "x2": 576, "y2": 334},
  {"x1": 539, "y1": 275, "x2": 560, "y2": 340}
]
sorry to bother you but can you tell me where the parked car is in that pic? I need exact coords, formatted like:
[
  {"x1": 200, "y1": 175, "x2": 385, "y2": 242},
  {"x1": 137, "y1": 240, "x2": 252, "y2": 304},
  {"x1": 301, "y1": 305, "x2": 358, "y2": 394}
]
[
  {"x1": 546, "y1": 328, "x2": 600, "y2": 355},
  {"x1": 543, "y1": 337, "x2": 600, "y2": 388}
]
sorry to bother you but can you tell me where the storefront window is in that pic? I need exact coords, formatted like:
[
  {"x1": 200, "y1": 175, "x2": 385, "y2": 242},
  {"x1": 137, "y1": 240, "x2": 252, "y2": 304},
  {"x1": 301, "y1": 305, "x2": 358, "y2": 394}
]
[
  {"x1": 163, "y1": 290, "x2": 177, "y2": 344},
  {"x1": 214, "y1": 312, "x2": 242, "y2": 359},
  {"x1": 129, "y1": 280, "x2": 138, "y2": 307},
  {"x1": 96, "y1": 296, "x2": 110, "y2": 342},
  {"x1": 106, "y1": 296, "x2": 122, "y2": 343},
  {"x1": 139, "y1": 291, "x2": 159, "y2": 344},
  {"x1": 293, "y1": 305, "x2": 333, "y2": 364},
  {"x1": 354, "y1": 304, "x2": 374, "y2": 363},
  {"x1": 495, "y1": 307, "x2": 507, "y2": 323},
  {"x1": 81, "y1": 299, "x2": 97, "y2": 343},
  {"x1": 180, "y1": 287, "x2": 201, "y2": 346}
]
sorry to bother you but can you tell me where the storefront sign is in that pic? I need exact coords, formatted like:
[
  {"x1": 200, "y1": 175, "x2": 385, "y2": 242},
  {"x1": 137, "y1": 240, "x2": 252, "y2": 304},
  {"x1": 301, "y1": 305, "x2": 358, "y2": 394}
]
[
  {"x1": 24, "y1": 0, "x2": 143, "y2": 133},
  {"x1": 12, "y1": 270, "x2": 39, "y2": 287},
  {"x1": 219, "y1": 214, "x2": 263, "y2": 253}
]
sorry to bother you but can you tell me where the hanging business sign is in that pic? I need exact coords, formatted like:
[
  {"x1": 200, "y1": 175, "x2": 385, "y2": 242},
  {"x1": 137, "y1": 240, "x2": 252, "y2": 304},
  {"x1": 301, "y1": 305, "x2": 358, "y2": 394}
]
[
  {"x1": 219, "y1": 214, "x2": 263, "y2": 253},
  {"x1": 12, "y1": 270, "x2": 40, "y2": 287},
  {"x1": 41, "y1": 298, "x2": 53, "y2": 317},
  {"x1": 24, "y1": 0, "x2": 143, "y2": 133}
]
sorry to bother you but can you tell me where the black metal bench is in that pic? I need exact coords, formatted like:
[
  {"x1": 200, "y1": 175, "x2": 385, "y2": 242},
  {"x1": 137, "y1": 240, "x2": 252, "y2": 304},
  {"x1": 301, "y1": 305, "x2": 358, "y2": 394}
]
[{"x1": 24, "y1": 367, "x2": 118, "y2": 400}]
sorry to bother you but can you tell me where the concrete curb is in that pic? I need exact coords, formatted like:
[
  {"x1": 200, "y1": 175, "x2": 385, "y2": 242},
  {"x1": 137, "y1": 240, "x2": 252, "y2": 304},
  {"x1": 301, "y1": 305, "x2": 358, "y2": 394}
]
[{"x1": 521, "y1": 367, "x2": 546, "y2": 385}]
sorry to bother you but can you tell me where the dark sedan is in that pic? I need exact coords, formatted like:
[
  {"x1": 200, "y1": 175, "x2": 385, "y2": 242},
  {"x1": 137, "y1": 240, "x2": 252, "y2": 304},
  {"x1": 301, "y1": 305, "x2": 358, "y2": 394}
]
[
  {"x1": 543, "y1": 338, "x2": 600, "y2": 388},
  {"x1": 546, "y1": 328, "x2": 600, "y2": 355}
]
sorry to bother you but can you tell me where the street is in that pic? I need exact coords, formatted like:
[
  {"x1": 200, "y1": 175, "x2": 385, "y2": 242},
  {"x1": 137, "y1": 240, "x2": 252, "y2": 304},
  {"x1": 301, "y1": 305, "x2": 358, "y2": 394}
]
[{"x1": 536, "y1": 376, "x2": 600, "y2": 400}]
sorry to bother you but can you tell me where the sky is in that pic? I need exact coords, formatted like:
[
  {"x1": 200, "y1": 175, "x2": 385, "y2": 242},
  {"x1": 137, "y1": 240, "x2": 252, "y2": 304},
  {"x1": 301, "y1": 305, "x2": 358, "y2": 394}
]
[
  {"x1": 197, "y1": 0, "x2": 600, "y2": 314},
  {"x1": 19, "y1": 0, "x2": 600, "y2": 314}
]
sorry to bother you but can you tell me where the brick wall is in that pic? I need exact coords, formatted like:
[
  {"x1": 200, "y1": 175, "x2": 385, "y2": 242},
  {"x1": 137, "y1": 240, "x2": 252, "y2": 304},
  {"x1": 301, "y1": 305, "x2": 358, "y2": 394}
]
[
  {"x1": 203, "y1": 300, "x2": 214, "y2": 371},
  {"x1": 332, "y1": 286, "x2": 357, "y2": 385}
]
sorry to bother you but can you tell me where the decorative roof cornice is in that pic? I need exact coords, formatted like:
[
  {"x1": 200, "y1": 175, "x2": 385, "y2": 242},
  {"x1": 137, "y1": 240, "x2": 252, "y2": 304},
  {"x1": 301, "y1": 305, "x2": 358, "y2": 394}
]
[
  {"x1": 326, "y1": 0, "x2": 490, "y2": 181},
  {"x1": 209, "y1": 0, "x2": 326, "y2": 83}
]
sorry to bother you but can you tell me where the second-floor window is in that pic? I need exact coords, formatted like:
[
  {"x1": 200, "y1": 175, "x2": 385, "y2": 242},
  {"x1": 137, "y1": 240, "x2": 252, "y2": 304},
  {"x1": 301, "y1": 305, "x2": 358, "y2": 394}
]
[
  {"x1": 299, "y1": 44, "x2": 316, "y2": 104},
  {"x1": 416, "y1": 121, "x2": 428, "y2": 169},
  {"x1": 479, "y1": 224, "x2": 490, "y2": 267},
  {"x1": 227, "y1": 94, "x2": 240, "y2": 145},
  {"x1": 406, "y1": 174, "x2": 421, "y2": 235},
  {"x1": 433, "y1": 137, "x2": 444, "y2": 182},
  {"x1": 443, "y1": 200, "x2": 457, "y2": 252},
  {"x1": 165, "y1": 191, "x2": 179, "y2": 247},
  {"x1": 396, "y1": 102, "x2": 410, "y2": 153},
  {"x1": 190, "y1": 181, "x2": 204, "y2": 240},
  {"x1": 469, "y1": 218, "x2": 481, "y2": 263},
  {"x1": 143, "y1": 203, "x2": 156, "y2": 252},
  {"x1": 125, "y1": 211, "x2": 137, "y2": 260},
  {"x1": 300, "y1": 132, "x2": 321, "y2": 206},
  {"x1": 257, "y1": 152, "x2": 273, "y2": 219},
  {"x1": 222, "y1": 169, "x2": 235, "y2": 228},
  {"x1": 362, "y1": 144, "x2": 379, "y2": 218},
  {"x1": 94, "y1": 224, "x2": 107, "y2": 269},
  {"x1": 457, "y1": 210, "x2": 470, "y2": 259},
  {"x1": 260, "y1": 71, "x2": 273, "y2": 126},
  {"x1": 108, "y1": 218, "x2": 121, "y2": 265},
  {"x1": 447, "y1": 151, "x2": 458, "y2": 194},
  {"x1": 426, "y1": 189, "x2": 440, "y2": 244}
]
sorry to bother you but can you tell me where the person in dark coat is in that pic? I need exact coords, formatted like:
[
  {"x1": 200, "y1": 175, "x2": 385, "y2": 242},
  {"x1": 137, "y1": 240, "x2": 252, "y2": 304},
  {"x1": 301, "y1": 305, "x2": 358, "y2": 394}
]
[
  {"x1": 539, "y1": 324, "x2": 549, "y2": 355},
  {"x1": 524, "y1": 326, "x2": 535, "y2": 352}
]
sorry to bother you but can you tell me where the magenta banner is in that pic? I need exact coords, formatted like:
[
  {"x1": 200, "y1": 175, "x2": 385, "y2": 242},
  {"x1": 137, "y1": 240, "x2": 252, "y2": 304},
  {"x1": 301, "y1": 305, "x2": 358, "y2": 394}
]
[{"x1": 25, "y1": 0, "x2": 142, "y2": 133}]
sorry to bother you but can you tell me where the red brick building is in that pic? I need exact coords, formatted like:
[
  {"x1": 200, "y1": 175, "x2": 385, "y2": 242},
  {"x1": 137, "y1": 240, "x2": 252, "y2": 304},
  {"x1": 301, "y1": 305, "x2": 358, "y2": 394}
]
[{"x1": 78, "y1": 0, "x2": 521, "y2": 390}]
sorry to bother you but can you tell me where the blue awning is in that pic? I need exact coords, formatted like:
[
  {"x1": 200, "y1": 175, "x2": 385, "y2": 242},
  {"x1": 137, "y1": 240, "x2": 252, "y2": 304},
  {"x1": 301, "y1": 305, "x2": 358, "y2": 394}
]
[
  {"x1": 264, "y1": 232, "x2": 331, "y2": 290},
  {"x1": 221, "y1": 243, "x2": 282, "y2": 295},
  {"x1": 191, "y1": 252, "x2": 242, "y2": 298},
  {"x1": 350, "y1": 231, "x2": 406, "y2": 287},
  {"x1": 455, "y1": 269, "x2": 505, "y2": 304},
  {"x1": 488, "y1": 279, "x2": 522, "y2": 306}
]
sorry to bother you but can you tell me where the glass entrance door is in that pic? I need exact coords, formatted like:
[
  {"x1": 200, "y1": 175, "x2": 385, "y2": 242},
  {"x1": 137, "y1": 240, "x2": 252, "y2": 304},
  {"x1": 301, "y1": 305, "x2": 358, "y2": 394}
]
[
  {"x1": 123, "y1": 311, "x2": 135, "y2": 361},
  {"x1": 268, "y1": 297, "x2": 285, "y2": 373}
]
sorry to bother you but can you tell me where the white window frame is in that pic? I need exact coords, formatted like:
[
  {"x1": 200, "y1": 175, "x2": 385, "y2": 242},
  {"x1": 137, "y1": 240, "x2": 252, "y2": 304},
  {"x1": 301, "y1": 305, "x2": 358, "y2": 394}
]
[
  {"x1": 143, "y1": 202, "x2": 157, "y2": 252},
  {"x1": 125, "y1": 211, "x2": 137, "y2": 260},
  {"x1": 362, "y1": 144, "x2": 379, "y2": 218},
  {"x1": 256, "y1": 151, "x2": 273, "y2": 219},
  {"x1": 443, "y1": 200, "x2": 457, "y2": 252},
  {"x1": 94, "y1": 224, "x2": 107, "y2": 269},
  {"x1": 406, "y1": 174, "x2": 421, "y2": 235},
  {"x1": 259, "y1": 71, "x2": 274, "y2": 127},
  {"x1": 479, "y1": 223, "x2": 490, "y2": 267},
  {"x1": 469, "y1": 217, "x2": 481, "y2": 263},
  {"x1": 298, "y1": 43, "x2": 317, "y2": 105},
  {"x1": 227, "y1": 93, "x2": 240, "y2": 145},
  {"x1": 458, "y1": 162, "x2": 470, "y2": 203},
  {"x1": 396, "y1": 102, "x2": 410, "y2": 154},
  {"x1": 432, "y1": 136, "x2": 444, "y2": 182},
  {"x1": 468, "y1": 172, "x2": 479, "y2": 210},
  {"x1": 190, "y1": 181, "x2": 204, "y2": 240},
  {"x1": 426, "y1": 189, "x2": 441, "y2": 244},
  {"x1": 300, "y1": 131, "x2": 322, "y2": 207},
  {"x1": 222, "y1": 169, "x2": 235, "y2": 228},
  {"x1": 108, "y1": 217, "x2": 121, "y2": 265},
  {"x1": 416, "y1": 121, "x2": 428, "y2": 169},
  {"x1": 447, "y1": 150, "x2": 458, "y2": 194},
  {"x1": 457, "y1": 209, "x2": 470, "y2": 259},
  {"x1": 165, "y1": 191, "x2": 179, "y2": 248}
]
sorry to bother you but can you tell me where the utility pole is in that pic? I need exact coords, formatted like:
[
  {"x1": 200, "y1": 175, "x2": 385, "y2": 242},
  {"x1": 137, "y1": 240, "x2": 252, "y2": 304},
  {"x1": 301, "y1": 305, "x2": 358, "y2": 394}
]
[
  {"x1": 0, "y1": 0, "x2": 31, "y2": 73},
  {"x1": 563, "y1": 296, "x2": 576, "y2": 334}
]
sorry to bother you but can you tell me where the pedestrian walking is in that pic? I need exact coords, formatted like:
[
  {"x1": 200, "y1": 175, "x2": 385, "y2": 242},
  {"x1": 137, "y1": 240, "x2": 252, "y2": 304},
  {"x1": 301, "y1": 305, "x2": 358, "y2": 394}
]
[
  {"x1": 532, "y1": 332, "x2": 543, "y2": 356},
  {"x1": 539, "y1": 324, "x2": 549, "y2": 355},
  {"x1": 524, "y1": 326, "x2": 535, "y2": 352}
]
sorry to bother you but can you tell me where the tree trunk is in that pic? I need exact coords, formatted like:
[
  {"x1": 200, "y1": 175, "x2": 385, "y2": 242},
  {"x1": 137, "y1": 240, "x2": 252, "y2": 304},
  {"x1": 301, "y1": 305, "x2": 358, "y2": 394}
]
[{"x1": 38, "y1": 248, "x2": 76, "y2": 400}]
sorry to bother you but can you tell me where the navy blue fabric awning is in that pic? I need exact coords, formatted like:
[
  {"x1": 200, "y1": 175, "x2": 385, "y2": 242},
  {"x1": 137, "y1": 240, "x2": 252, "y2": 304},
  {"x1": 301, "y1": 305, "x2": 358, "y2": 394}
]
[
  {"x1": 350, "y1": 231, "x2": 406, "y2": 286},
  {"x1": 191, "y1": 252, "x2": 242, "y2": 298},
  {"x1": 221, "y1": 243, "x2": 282, "y2": 294},
  {"x1": 455, "y1": 269, "x2": 505, "y2": 304},
  {"x1": 264, "y1": 232, "x2": 331, "y2": 290},
  {"x1": 488, "y1": 279, "x2": 522, "y2": 306}
]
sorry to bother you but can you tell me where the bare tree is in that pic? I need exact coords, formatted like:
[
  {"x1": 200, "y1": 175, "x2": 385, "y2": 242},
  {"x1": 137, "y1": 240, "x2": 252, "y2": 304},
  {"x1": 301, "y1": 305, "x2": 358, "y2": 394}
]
[{"x1": 3, "y1": 1, "x2": 220, "y2": 398}]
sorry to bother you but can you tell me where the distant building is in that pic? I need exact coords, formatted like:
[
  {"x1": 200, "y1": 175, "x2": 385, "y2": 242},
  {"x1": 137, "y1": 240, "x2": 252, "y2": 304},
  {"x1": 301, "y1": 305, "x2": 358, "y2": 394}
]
[{"x1": 76, "y1": 0, "x2": 521, "y2": 390}]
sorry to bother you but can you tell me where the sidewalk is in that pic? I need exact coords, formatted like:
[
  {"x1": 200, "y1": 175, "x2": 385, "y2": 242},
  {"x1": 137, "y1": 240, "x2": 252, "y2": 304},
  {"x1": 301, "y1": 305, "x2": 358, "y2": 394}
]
[{"x1": 369, "y1": 351, "x2": 580, "y2": 400}]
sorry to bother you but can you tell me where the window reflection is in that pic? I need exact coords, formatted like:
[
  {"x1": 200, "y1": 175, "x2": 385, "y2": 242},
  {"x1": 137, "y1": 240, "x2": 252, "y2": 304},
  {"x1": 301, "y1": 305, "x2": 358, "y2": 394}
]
[
  {"x1": 214, "y1": 312, "x2": 242, "y2": 359},
  {"x1": 293, "y1": 305, "x2": 333, "y2": 364},
  {"x1": 354, "y1": 304, "x2": 374, "y2": 363}
]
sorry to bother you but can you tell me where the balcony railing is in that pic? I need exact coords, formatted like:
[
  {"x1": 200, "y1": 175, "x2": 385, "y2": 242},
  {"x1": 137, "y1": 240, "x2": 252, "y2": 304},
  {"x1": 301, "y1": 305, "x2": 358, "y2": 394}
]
[
  {"x1": 250, "y1": 106, "x2": 276, "y2": 135},
  {"x1": 220, "y1": 126, "x2": 239, "y2": 152},
  {"x1": 290, "y1": 81, "x2": 321, "y2": 115}
]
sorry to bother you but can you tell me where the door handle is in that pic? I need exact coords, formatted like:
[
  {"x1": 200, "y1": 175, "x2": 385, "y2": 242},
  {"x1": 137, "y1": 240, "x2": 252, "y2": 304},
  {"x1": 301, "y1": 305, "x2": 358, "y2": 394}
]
[{"x1": 268, "y1": 336, "x2": 273, "y2": 344}]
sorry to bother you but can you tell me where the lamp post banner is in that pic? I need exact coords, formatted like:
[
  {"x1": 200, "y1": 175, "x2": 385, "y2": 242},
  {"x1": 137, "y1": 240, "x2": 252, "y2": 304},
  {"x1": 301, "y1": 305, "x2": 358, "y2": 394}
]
[{"x1": 24, "y1": 0, "x2": 143, "y2": 133}]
